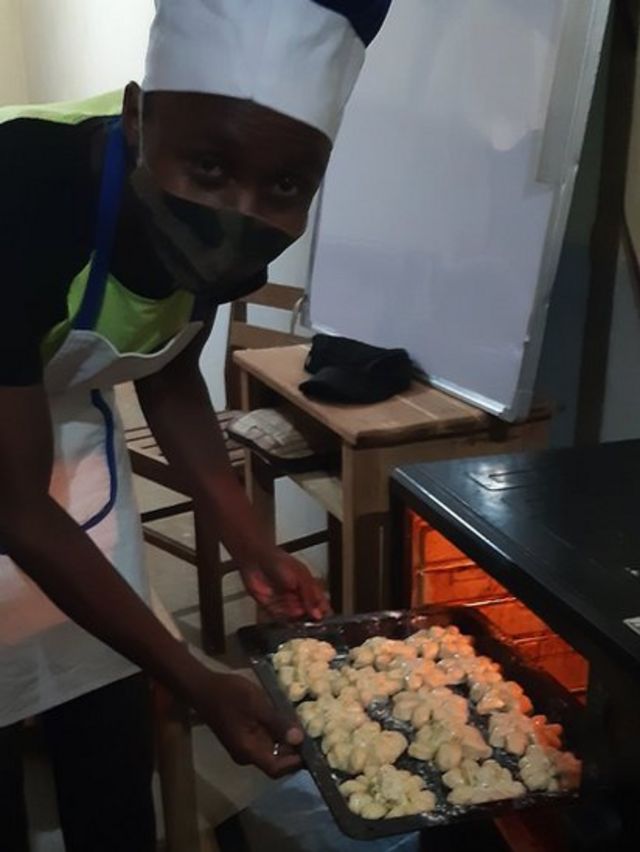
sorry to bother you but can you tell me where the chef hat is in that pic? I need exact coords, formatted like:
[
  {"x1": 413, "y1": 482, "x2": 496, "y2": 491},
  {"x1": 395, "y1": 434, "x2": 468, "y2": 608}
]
[{"x1": 143, "y1": 0, "x2": 392, "y2": 141}]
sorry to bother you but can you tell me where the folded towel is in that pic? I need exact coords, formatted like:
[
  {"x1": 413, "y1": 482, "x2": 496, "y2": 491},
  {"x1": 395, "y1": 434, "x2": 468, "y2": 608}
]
[{"x1": 300, "y1": 334, "x2": 413, "y2": 404}]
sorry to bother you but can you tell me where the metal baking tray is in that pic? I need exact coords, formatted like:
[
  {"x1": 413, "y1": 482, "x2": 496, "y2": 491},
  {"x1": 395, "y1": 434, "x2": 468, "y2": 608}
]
[{"x1": 238, "y1": 606, "x2": 585, "y2": 840}]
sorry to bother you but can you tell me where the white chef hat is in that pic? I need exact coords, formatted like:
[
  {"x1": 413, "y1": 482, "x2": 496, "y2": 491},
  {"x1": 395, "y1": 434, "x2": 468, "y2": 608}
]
[{"x1": 143, "y1": 0, "x2": 392, "y2": 141}]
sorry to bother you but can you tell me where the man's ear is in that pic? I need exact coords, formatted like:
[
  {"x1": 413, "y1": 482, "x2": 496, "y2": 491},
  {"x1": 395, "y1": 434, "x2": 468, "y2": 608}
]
[{"x1": 122, "y1": 82, "x2": 142, "y2": 150}]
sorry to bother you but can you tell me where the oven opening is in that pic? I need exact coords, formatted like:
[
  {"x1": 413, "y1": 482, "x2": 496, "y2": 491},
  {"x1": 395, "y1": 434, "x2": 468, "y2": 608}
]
[{"x1": 409, "y1": 513, "x2": 589, "y2": 700}]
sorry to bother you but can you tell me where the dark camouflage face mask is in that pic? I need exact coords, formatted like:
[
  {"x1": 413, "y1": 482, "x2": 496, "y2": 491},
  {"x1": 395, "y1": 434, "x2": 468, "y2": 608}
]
[{"x1": 130, "y1": 166, "x2": 294, "y2": 295}]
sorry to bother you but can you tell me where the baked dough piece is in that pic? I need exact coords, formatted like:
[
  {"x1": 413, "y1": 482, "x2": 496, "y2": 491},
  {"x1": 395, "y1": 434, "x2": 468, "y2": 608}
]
[
  {"x1": 297, "y1": 694, "x2": 368, "y2": 738},
  {"x1": 392, "y1": 686, "x2": 469, "y2": 728},
  {"x1": 404, "y1": 630, "x2": 440, "y2": 661},
  {"x1": 408, "y1": 719, "x2": 491, "y2": 770},
  {"x1": 442, "y1": 758, "x2": 526, "y2": 805},
  {"x1": 323, "y1": 721, "x2": 408, "y2": 775},
  {"x1": 349, "y1": 638, "x2": 418, "y2": 671},
  {"x1": 391, "y1": 656, "x2": 478, "y2": 690},
  {"x1": 340, "y1": 765, "x2": 437, "y2": 819},
  {"x1": 464, "y1": 655, "x2": 503, "y2": 690},
  {"x1": 488, "y1": 711, "x2": 564, "y2": 756},
  {"x1": 471, "y1": 680, "x2": 533, "y2": 715},
  {"x1": 273, "y1": 638, "x2": 338, "y2": 701},
  {"x1": 332, "y1": 664, "x2": 403, "y2": 706},
  {"x1": 273, "y1": 638, "x2": 336, "y2": 670},
  {"x1": 388, "y1": 658, "x2": 452, "y2": 691},
  {"x1": 439, "y1": 635, "x2": 475, "y2": 659},
  {"x1": 518, "y1": 744, "x2": 581, "y2": 792},
  {"x1": 406, "y1": 625, "x2": 476, "y2": 659}
]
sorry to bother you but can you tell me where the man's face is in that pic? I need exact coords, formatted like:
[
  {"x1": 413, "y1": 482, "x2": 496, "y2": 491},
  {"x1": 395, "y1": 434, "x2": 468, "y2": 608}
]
[{"x1": 123, "y1": 86, "x2": 332, "y2": 239}]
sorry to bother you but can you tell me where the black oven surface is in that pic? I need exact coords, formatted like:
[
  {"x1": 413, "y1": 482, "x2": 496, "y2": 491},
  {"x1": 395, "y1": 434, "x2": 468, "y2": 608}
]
[{"x1": 391, "y1": 440, "x2": 640, "y2": 676}]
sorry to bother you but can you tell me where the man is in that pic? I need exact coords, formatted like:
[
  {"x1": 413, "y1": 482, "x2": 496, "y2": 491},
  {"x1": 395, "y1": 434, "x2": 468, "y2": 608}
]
[{"x1": 0, "y1": 0, "x2": 392, "y2": 850}]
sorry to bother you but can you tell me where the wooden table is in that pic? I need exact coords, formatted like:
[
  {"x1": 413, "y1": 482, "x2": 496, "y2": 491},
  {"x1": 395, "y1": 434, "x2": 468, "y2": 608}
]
[{"x1": 235, "y1": 345, "x2": 549, "y2": 614}]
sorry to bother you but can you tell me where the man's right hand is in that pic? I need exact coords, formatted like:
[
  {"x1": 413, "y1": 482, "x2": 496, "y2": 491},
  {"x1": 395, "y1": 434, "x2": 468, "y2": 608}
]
[{"x1": 193, "y1": 672, "x2": 304, "y2": 778}]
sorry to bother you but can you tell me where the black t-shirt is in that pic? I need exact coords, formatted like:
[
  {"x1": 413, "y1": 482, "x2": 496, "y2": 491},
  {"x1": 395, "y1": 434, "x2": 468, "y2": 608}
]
[{"x1": 0, "y1": 115, "x2": 265, "y2": 386}]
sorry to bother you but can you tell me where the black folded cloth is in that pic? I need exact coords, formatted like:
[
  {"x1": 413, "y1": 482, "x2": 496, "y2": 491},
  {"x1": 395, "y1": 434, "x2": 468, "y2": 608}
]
[{"x1": 299, "y1": 334, "x2": 413, "y2": 404}]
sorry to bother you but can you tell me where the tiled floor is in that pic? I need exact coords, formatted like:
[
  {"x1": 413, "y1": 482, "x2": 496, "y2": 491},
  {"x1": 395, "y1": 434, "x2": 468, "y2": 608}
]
[{"x1": 25, "y1": 387, "x2": 328, "y2": 851}]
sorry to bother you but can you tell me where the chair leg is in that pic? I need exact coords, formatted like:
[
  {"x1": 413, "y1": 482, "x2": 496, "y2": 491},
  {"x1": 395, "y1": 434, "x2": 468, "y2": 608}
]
[
  {"x1": 245, "y1": 454, "x2": 277, "y2": 625},
  {"x1": 153, "y1": 682, "x2": 201, "y2": 852},
  {"x1": 195, "y1": 513, "x2": 227, "y2": 656},
  {"x1": 245, "y1": 454, "x2": 277, "y2": 540},
  {"x1": 327, "y1": 514, "x2": 343, "y2": 613}
]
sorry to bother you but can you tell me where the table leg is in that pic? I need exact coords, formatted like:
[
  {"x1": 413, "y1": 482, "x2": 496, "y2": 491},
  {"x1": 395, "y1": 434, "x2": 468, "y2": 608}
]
[
  {"x1": 195, "y1": 512, "x2": 226, "y2": 655},
  {"x1": 388, "y1": 488, "x2": 414, "y2": 609},
  {"x1": 341, "y1": 447, "x2": 388, "y2": 614},
  {"x1": 245, "y1": 453, "x2": 276, "y2": 624},
  {"x1": 239, "y1": 366, "x2": 277, "y2": 541},
  {"x1": 239, "y1": 370, "x2": 279, "y2": 623},
  {"x1": 327, "y1": 514, "x2": 343, "y2": 613},
  {"x1": 349, "y1": 513, "x2": 388, "y2": 613}
]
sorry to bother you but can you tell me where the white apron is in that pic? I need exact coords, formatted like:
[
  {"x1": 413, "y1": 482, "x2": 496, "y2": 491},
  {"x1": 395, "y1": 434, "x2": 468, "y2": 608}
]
[{"x1": 0, "y1": 120, "x2": 202, "y2": 726}]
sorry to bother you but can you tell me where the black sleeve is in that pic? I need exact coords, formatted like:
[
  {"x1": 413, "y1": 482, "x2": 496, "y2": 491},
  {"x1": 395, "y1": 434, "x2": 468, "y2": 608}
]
[
  {"x1": 0, "y1": 298, "x2": 44, "y2": 386},
  {"x1": 0, "y1": 118, "x2": 94, "y2": 386},
  {"x1": 0, "y1": 161, "x2": 45, "y2": 386}
]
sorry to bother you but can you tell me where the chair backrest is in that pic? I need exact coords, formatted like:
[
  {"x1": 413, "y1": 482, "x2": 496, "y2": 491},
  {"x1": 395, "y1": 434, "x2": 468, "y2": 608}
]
[{"x1": 225, "y1": 282, "x2": 307, "y2": 409}]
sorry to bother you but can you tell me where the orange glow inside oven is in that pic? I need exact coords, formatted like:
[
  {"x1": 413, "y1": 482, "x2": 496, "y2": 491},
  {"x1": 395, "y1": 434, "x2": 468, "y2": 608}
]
[{"x1": 410, "y1": 513, "x2": 589, "y2": 696}]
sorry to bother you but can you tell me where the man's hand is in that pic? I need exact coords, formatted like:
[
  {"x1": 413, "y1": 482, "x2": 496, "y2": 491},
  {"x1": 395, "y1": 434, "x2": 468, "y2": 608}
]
[
  {"x1": 195, "y1": 672, "x2": 303, "y2": 778},
  {"x1": 134, "y1": 331, "x2": 331, "y2": 623},
  {"x1": 241, "y1": 550, "x2": 332, "y2": 622}
]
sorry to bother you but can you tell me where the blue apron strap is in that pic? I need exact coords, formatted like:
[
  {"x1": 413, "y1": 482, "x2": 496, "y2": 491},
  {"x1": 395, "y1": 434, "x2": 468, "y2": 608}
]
[{"x1": 73, "y1": 118, "x2": 127, "y2": 331}]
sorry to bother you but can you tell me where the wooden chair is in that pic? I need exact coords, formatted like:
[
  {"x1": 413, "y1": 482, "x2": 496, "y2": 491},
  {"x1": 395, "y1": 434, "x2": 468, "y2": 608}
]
[{"x1": 126, "y1": 283, "x2": 328, "y2": 655}]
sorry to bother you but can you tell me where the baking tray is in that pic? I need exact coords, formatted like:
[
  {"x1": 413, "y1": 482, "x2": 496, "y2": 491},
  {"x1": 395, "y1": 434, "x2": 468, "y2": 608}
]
[{"x1": 238, "y1": 606, "x2": 585, "y2": 841}]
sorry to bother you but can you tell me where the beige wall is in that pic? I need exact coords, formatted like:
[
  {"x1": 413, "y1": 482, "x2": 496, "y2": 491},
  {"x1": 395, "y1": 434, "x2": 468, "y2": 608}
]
[
  {"x1": 0, "y1": 0, "x2": 155, "y2": 106},
  {"x1": 0, "y1": 0, "x2": 28, "y2": 105}
]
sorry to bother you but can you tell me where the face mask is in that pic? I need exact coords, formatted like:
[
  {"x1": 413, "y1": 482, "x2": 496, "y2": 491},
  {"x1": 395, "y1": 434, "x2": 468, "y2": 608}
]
[{"x1": 130, "y1": 166, "x2": 295, "y2": 297}]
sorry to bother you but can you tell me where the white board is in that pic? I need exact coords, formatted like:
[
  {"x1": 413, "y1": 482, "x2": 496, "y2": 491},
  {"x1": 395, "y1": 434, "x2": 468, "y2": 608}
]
[{"x1": 306, "y1": 0, "x2": 609, "y2": 420}]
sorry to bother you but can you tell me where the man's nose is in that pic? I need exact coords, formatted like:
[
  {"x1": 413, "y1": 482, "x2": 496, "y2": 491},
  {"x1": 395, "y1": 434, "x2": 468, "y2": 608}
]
[{"x1": 217, "y1": 184, "x2": 259, "y2": 218}]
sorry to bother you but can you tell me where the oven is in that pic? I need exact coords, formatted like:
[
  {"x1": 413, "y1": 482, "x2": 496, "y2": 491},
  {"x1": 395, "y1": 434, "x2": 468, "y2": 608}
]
[{"x1": 389, "y1": 440, "x2": 640, "y2": 850}]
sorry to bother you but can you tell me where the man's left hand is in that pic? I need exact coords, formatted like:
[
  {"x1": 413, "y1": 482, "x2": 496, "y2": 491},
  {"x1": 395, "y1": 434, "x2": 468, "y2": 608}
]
[{"x1": 241, "y1": 550, "x2": 332, "y2": 621}]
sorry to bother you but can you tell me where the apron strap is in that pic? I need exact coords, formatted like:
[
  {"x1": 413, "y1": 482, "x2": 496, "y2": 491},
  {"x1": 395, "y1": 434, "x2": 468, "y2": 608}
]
[{"x1": 73, "y1": 118, "x2": 127, "y2": 331}]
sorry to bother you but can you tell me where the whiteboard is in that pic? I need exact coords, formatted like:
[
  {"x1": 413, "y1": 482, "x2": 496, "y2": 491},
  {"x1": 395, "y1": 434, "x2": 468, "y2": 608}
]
[{"x1": 305, "y1": 0, "x2": 610, "y2": 420}]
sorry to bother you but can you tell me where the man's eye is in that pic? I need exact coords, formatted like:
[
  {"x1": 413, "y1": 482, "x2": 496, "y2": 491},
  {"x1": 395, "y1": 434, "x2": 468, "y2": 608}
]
[
  {"x1": 194, "y1": 157, "x2": 225, "y2": 179},
  {"x1": 273, "y1": 176, "x2": 301, "y2": 198}
]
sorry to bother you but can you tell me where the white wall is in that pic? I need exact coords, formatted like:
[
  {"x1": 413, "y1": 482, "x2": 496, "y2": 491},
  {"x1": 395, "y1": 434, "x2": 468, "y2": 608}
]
[
  {"x1": 269, "y1": 215, "x2": 315, "y2": 288},
  {"x1": 0, "y1": 0, "x2": 28, "y2": 105},
  {"x1": 17, "y1": 0, "x2": 154, "y2": 103}
]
